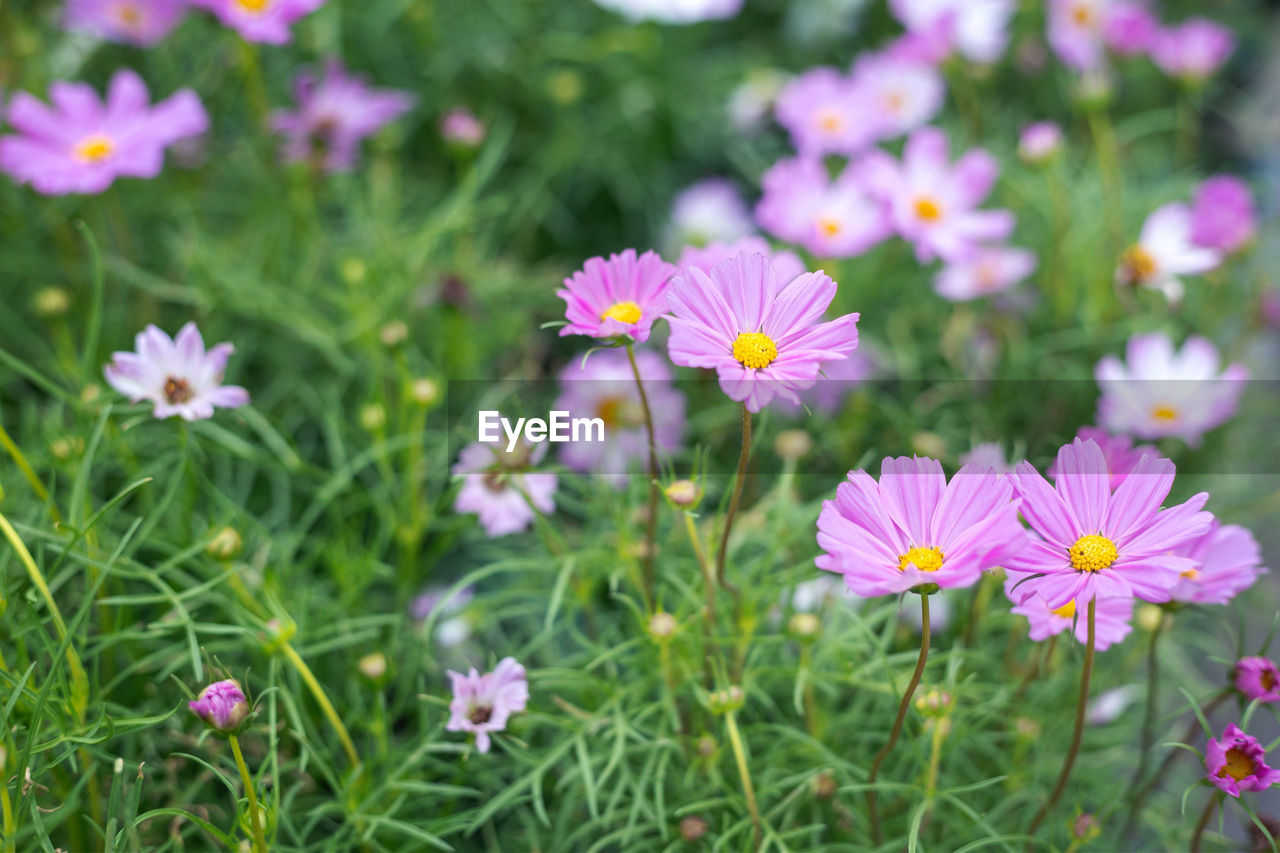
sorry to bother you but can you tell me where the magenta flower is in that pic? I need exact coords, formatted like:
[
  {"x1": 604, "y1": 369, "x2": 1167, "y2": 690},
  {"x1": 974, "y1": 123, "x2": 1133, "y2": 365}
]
[
  {"x1": 1205, "y1": 723, "x2": 1280, "y2": 797},
  {"x1": 849, "y1": 52, "x2": 945, "y2": 143},
  {"x1": 1048, "y1": 427, "x2": 1159, "y2": 492},
  {"x1": 190, "y1": 0, "x2": 324, "y2": 44},
  {"x1": 64, "y1": 0, "x2": 190, "y2": 45},
  {"x1": 1151, "y1": 18, "x2": 1235, "y2": 82},
  {"x1": 1190, "y1": 175, "x2": 1256, "y2": 254},
  {"x1": 677, "y1": 236, "x2": 805, "y2": 287},
  {"x1": 1018, "y1": 121, "x2": 1063, "y2": 164},
  {"x1": 755, "y1": 157, "x2": 891, "y2": 259},
  {"x1": 552, "y1": 348, "x2": 685, "y2": 485},
  {"x1": 271, "y1": 60, "x2": 413, "y2": 173},
  {"x1": 888, "y1": 0, "x2": 1015, "y2": 64},
  {"x1": 439, "y1": 108, "x2": 486, "y2": 147},
  {"x1": 1005, "y1": 438, "x2": 1213, "y2": 609},
  {"x1": 0, "y1": 69, "x2": 207, "y2": 196},
  {"x1": 1095, "y1": 332, "x2": 1248, "y2": 447},
  {"x1": 558, "y1": 249, "x2": 676, "y2": 344},
  {"x1": 452, "y1": 441, "x2": 557, "y2": 537},
  {"x1": 933, "y1": 245, "x2": 1037, "y2": 301},
  {"x1": 446, "y1": 657, "x2": 529, "y2": 754},
  {"x1": 859, "y1": 127, "x2": 1015, "y2": 263},
  {"x1": 1169, "y1": 522, "x2": 1266, "y2": 605},
  {"x1": 104, "y1": 323, "x2": 249, "y2": 421},
  {"x1": 666, "y1": 179, "x2": 755, "y2": 250},
  {"x1": 665, "y1": 252, "x2": 860, "y2": 412},
  {"x1": 189, "y1": 679, "x2": 250, "y2": 733},
  {"x1": 1101, "y1": 1, "x2": 1158, "y2": 55},
  {"x1": 815, "y1": 456, "x2": 1026, "y2": 597},
  {"x1": 774, "y1": 68, "x2": 876, "y2": 157},
  {"x1": 1234, "y1": 657, "x2": 1280, "y2": 704},
  {"x1": 1005, "y1": 578, "x2": 1133, "y2": 651}
]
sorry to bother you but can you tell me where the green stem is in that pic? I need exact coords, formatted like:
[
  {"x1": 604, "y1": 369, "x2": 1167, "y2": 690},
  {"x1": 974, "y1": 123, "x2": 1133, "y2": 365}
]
[
  {"x1": 1, "y1": 745, "x2": 13, "y2": 853},
  {"x1": 1127, "y1": 611, "x2": 1165, "y2": 800},
  {"x1": 724, "y1": 709, "x2": 761, "y2": 851},
  {"x1": 229, "y1": 735, "x2": 268, "y2": 853},
  {"x1": 867, "y1": 592, "x2": 932, "y2": 845},
  {"x1": 0, "y1": 424, "x2": 61, "y2": 524},
  {"x1": 280, "y1": 642, "x2": 361, "y2": 768},
  {"x1": 625, "y1": 343, "x2": 659, "y2": 609},
  {"x1": 715, "y1": 405, "x2": 750, "y2": 605},
  {"x1": 1189, "y1": 793, "x2": 1218, "y2": 853}
]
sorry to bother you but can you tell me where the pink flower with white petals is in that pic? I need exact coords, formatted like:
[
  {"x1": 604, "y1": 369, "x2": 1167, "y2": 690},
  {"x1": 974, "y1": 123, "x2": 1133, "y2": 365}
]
[
  {"x1": 190, "y1": 0, "x2": 324, "y2": 44},
  {"x1": 105, "y1": 323, "x2": 249, "y2": 421},
  {"x1": 1047, "y1": 0, "x2": 1112, "y2": 71},
  {"x1": 859, "y1": 127, "x2": 1015, "y2": 263},
  {"x1": 1116, "y1": 203, "x2": 1222, "y2": 303},
  {"x1": 557, "y1": 249, "x2": 677, "y2": 344},
  {"x1": 1151, "y1": 18, "x2": 1235, "y2": 82},
  {"x1": 1005, "y1": 578, "x2": 1134, "y2": 650},
  {"x1": 65, "y1": 0, "x2": 190, "y2": 45},
  {"x1": 850, "y1": 53, "x2": 945, "y2": 142},
  {"x1": 933, "y1": 245, "x2": 1036, "y2": 301},
  {"x1": 1169, "y1": 521, "x2": 1266, "y2": 605},
  {"x1": 677, "y1": 236, "x2": 806, "y2": 286},
  {"x1": 755, "y1": 157, "x2": 892, "y2": 259},
  {"x1": 889, "y1": 0, "x2": 1016, "y2": 64},
  {"x1": 1095, "y1": 332, "x2": 1248, "y2": 446},
  {"x1": 446, "y1": 657, "x2": 529, "y2": 754},
  {"x1": 1190, "y1": 175, "x2": 1256, "y2": 254},
  {"x1": 0, "y1": 70, "x2": 207, "y2": 196},
  {"x1": 775, "y1": 68, "x2": 877, "y2": 157}
]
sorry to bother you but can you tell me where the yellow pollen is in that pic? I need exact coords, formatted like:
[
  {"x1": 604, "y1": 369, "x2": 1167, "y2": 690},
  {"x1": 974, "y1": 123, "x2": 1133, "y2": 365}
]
[
  {"x1": 1218, "y1": 748, "x2": 1255, "y2": 782},
  {"x1": 732, "y1": 332, "x2": 778, "y2": 370},
  {"x1": 816, "y1": 110, "x2": 845, "y2": 133},
  {"x1": 883, "y1": 91, "x2": 906, "y2": 113},
  {"x1": 1121, "y1": 245, "x2": 1157, "y2": 283},
  {"x1": 163, "y1": 376, "x2": 193, "y2": 404},
  {"x1": 235, "y1": 0, "x2": 270, "y2": 10},
  {"x1": 1151, "y1": 405, "x2": 1178, "y2": 422},
  {"x1": 73, "y1": 134, "x2": 115, "y2": 164},
  {"x1": 601, "y1": 301, "x2": 642, "y2": 325},
  {"x1": 1068, "y1": 534, "x2": 1118, "y2": 573},
  {"x1": 898, "y1": 546, "x2": 944, "y2": 573},
  {"x1": 1179, "y1": 568, "x2": 1200, "y2": 581},
  {"x1": 816, "y1": 216, "x2": 842, "y2": 237},
  {"x1": 1071, "y1": 2, "x2": 1094, "y2": 27},
  {"x1": 914, "y1": 197, "x2": 942, "y2": 222},
  {"x1": 116, "y1": 3, "x2": 142, "y2": 25},
  {"x1": 1051, "y1": 600, "x2": 1077, "y2": 619}
]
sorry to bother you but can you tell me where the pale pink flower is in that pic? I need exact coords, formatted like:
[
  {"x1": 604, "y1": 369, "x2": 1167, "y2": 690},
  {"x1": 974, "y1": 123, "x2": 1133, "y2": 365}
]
[
  {"x1": 1169, "y1": 522, "x2": 1266, "y2": 605},
  {"x1": 755, "y1": 157, "x2": 891, "y2": 259},
  {"x1": 677, "y1": 236, "x2": 806, "y2": 287},
  {"x1": 959, "y1": 442, "x2": 1013, "y2": 474},
  {"x1": 889, "y1": 0, "x2": 1016, "y2": 64},
  {"x1": 850, "y1": 52, "x2": 945, "y2": 142},
  {"x1": 452, "y1": 441, "x2": 557, "y2": 537},
  {"x1": 666, "y1": 179, "x2": 755, "y2": 250},
  {"x1": 1018, "y1": 121, "x2": 1063, "y2": 164},
  {"x1": 446, "y1": 657, "x2": 529, "y2": 754},
  {"x1": 1151, "y1": 18, "x2": 1235, "y2": 82},
  {"x1": 1101, "y1": 1, "x2": 1158, "y2": 55},
  {"x1": 933, "y1": 245, "x2": 1036, "y2": 301},
  {"x1": 1049, "y1": 427, "x2": 1160, "y2": 492},
  {"x1": 440, "y1": 108, "x2": 485, "y2": 147},
  {"x1": 775, "y1": 68, "x2": 876, "y2": 157},
  {"x1": 104, "y1": 323, "x2": 249, "y2": 421},
  {"x1": 1190, "y1": 175, "x2": 1256, "y2": 254},
  {"x1": 1005, "y1": 578, "x2": 1134, "y2": 651},
  {"x1": 1115, "y1": 203, "x2": 1222, "y2": 303},
  {"x1": 190, "y1": 0, "x2": 324, "y2": 44},
  {"x1": 65, "y1": 0, "x2": 190, "y2": 45},
  {"x1": 1047, "y1": 0, "x2": 1112, "y2": 71},
  {"x1": 557, "y1": 249, "x2": 676, "y2": 344}
]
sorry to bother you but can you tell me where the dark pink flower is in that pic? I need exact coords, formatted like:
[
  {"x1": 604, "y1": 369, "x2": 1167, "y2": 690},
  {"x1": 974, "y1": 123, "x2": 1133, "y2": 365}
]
[
  {"x1": 1190, "y1": 175, "x2": 1256, "y2": 254},
  {"x1": 189, "y1": 679, "x2": 250, "y2": 732},
  {"x1": 1234, "y1": 657, "x2": 1280, "y2": 704},
  {"x1": 1101, "y1": 1, "x2": 1158, "y2": 55},
  {"x1": 1205, "y1": 723, "x2": 1280, "y2": 797}
]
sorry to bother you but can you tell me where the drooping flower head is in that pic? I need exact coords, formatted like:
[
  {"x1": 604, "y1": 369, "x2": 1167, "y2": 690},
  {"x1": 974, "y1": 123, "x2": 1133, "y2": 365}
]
[
  {"x1": 189, "y1": 679, "x2": 251, "y2": 733},
  {"x1": 816, "y1": 457, "x2": 1026, "y2": 597},
  {"x1": 859, "y1": 127, "x2": 1015, "y2": 263},
  {"x1": 933, "y1": 245, "x2": 1037, "y2": 301},
  {"x1": 1004, "y1": 578, "x2": 1133, "y2": 650},
  {"x1": 558, "y1": 249, "x2": 677, "y2": 344},
  {"x1": 452, "y1": 441, "x2": 557, "y2": 538},
  {"x1": 1018, "y1": 121, "x2": 1063, "y2": 164},
  {"x1": 1005, "y1": 438, "x2": 1214, "y2": 608},
  {"x1": 850, "y1": 53, "x2": 945, "y2": 143},
  {"x1": 1094, "y1": 332, "x2": 1248, "y2": 446},
  {"x1": 1169, "y1": 522, "x2": 1266, "y2": 605},
  {"x1": 446, "y1": 657, "x2": 529, "y2": 754},
  {"x1": 1205, "y1": 723, "x2": 1280, "y2": 797},
  {"x1": 677, "y1": 236, "x2": 805, "y2": 287},
  {"x1": 665, "y1": 252, "x2": 860, "y2": 412},
  {"x1": 190, "y1": 0, "x2": 324, "y2": 44},
  {"x1": 0, "y1": 69, "x2": 207, "y2": 195},
  {"x1": 590, "y1": 0, "x2": 742, "y2": 23},
  {"x1": 665, "y1": 179, "x2": 755, "y2": 250},
  {"x1": 1234, "y1": 657, "x2": 1280, "y2": 704},
  {"x1": 755, "y1": 157, "x2": 892, "y2": 259},
  {"x1": 889, "y1": 0, "x2": 1016, "y2": 65},
  {"x1": 1190, "y1": 175, "x2": 1256, "y2": 254},
  {"x1": 271, "y1": 60, "x2": 414, "y2": 173},
  {"x1": 104, "y1": 323, "x2": 250, "y2": 421},
  {"x1": 1151, "y1": 18, "x2": 1235, "y2": 82},
  {"x1": 774, "y1": 68, "x2": 877, "y2": 157},
  {"x1": 552, "y1": 348, "x2": 685, "y2": 485},
  {"x1": 439, "y1": 108, "x2": 486, "y2": 147},
  {"x1": 1049, "y1": 427, "x2": 1160, "y2": 491},
  {"x1": 1115, "y1": 203, "x2": 1222, "y2": 302},
  {"x1": 64, "y1": 0, "x2": 190, "y2": 45}
]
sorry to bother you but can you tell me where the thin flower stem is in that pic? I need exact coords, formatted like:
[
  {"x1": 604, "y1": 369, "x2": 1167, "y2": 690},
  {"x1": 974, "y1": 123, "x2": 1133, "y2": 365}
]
[
  {"x1": 867, "y1": 592, "x2": 932, "y2": 845},
  {"x1": 1, "y1": 746, "x2": 13, "y2": 853},
  {"x1": 1028, "y1": 597, "x2": 1096, "y2": 837},
  {"x1": 1190, "y1": 793, "x2": 1219, "y2": 853},
  {"x1": 625, "y1": 342, "x2": 659, "y2": 609},
  {"x1": 229, "y1": 735, "x2": 269, "y2": 853},
  {"x1": 724, "y1": 709, "x2": 762, "y2": 851},
  {"x1": 682, "y1": 510, "x2": 719, "y2": 683},
  {"x1": 1127, "y1": 611, "x2": 1166, "y2": 803},
  {"x1": 279, "y1": 642, "x2": 361, "y2": 768},
  {"x1": 0, "y1": 424, "x2": 61, "y2": 524},
  {"x1": 715, "y1": 405, "x2": 751, "y2": 605}
]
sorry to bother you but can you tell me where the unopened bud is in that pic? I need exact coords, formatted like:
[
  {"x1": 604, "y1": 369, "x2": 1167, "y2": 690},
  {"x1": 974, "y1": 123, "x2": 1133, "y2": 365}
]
[
  {"x1": 708, "y1": 685, "x2": 745, "y2": 714},
  {"x1": 188, "y1": 679, "x2": 251, "y2": 733},
  {"x1": 695, "y1": 734, "x2": 716, "y2": 757},
  {"x1": 911, "y1": 431, "x2": 947, "y2": 459},
  {"x1": 1071, "y1": 813, "x2": 1100, "y2": 841},
  {"x1": 914, "y1": 688, "x2": 952, "y2": 717},
  {"x1": 1136, "y1": 604, "x2": 1164, "y2": 633},
  {"x1": 788, "y1": 612, "x2": 821, "y2": 639},
  {"x1": 410, "y1": 377, "x2": 440, "y2": 406},
  {"x1": 32, "y1": 287, "x2": 70, "y2": 318},
  {"x1": 340, "y1": 258, "x2": 367, "y2": 285},
  {"x1": 679, "y1": 815, "x2": 708, "y2": 842},
  {"x1": 664, "y1": 479, "x2": 701, "y2": 509},
  {"x1": 648, "y1": 611, "x2": 678, "y2": 640},
  {"x1": 811, "y1": 770, "x2": 837, "y2": 799},
  {"x1": 380, "y1": 321, "x2": 408, "y2": 347},
  {"x1": 774, "y1": 429, "x2": 812, "y2": 461},
  {"x1": 360, "y1": 403, "x2": 386, "y2": 431},
  {"x1": 358, "y1": 652, "x2": 389, "y2": 683},
  {"x1": 206, "y1": 526, "x2": 242, "y2": 561}
]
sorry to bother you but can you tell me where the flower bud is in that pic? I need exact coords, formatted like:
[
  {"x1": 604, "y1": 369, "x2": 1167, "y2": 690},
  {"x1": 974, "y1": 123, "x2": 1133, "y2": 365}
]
[
  {"x1": 774, "y1": 429, "x2": 812, "y2": 461},
  {"x1": 380, "y1": 321, "x2": 408, "y2": 347},
  {"x1": 206, "y1": 526, "x2": 243, "y2": 561},
  {"x1": 664, "y1": 479, "x2": 701, "y2": 509},
  {"x1": 358, "y1": 652, "x2": 389, "y2": 683},
  {"x1": 810, "y1": 770, "x2": 837, "y2": 799},
  {"x1": 1071, "y1": 813, "x2": 1100, "y2": 842},
  {"x1": 360, "y1": 403, "x2": 386, "y2": 431},
  {"x1": 189, "y1": 679, "x2": 251, "y2": 733},
  {"x1": 340, "y1": 257, "x2": 367, "y2": 285},
  {"x1": 679, "y1": 815, "x2": 708, "y2": 842},
  {"x1": 1135, "y1": 604, "x2": 1164, "y2": 633},
  {"x1": 708, "y1": 685, "x2": 745, "y2": 714},
  {"x1": 788, "y1": 612, "x2": 821, "y2": 640},
  {"x1": 695, "y1": 734, "x2": 716, "y2": 757},
  {"x1": 1018, "y1": 121, "x2": 1062, "y2": 165},
  {"x1": 648, "y1": 611, "x2": 678, "y2": 640},
  {"x1": 914, "y1": 688, "x2": 952, "y2": 718},
  {"x1": 32, "y1": 287, "x2": 70, "y2": 319},
  {"x1": 410, "y1": 377, "x2": 440, "y2": 406},
  {"x1": 261, "y1": 618, "x2": 297, "y2": 654}
]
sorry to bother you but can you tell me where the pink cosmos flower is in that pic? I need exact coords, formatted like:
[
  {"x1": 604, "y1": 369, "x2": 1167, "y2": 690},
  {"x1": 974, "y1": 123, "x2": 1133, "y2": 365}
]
[
  {"x1": 1151, "y1": 18, "x2": 1235, "y2": 82},
  {"x1": 189, "y1": 679, "x2": 251, "y2": 732},
  {"x1": 1005, "y1": 437, "x2": 1213, "y2": 609},
  {"x1": 1095, "y1": 332, "x2": 1248, "y2": 446},
  {"x1": 889, "y1": 0, "x2": 1016, "y2": 64},
  {"x1": 859, "y1": 127, "x2": 1015, "y2": 263},
  {"x1": 271, "y1": 60, "x2": 414, "y2": 173},
  {"x1": 190, "y1": 0, "x2": 324, "y2": 45},
  {"x1": 1234, "y1": 657, "x2": 1280, "y2": 704},
  {"x1": 666, "y1": 179, "x2": 755, "y2": 250},
  {"x1": 0, "y1": 69, "x2": 207, "y2": 196},
  {"x1": 850, "y1": 53, "x2": 945, "y2": 143},
  {"x1": 446, "y1": 657, "x2": 529, "y2": 754},
  {"x1": 452, "y1": 441, "x2": 557, "y2": 537},
  {"x1": 1190, "y1": 175, "x2": 1256, "y2": 254},
  {"x1": 1005, "y1": 578, "x2": 1133, "y2": 650},
  {"x1": 815, "y1": 456, "x2": 1026, "y2": 597},
  {"x1": 104, "y1": 323, "x2": 250, "y2": 421},
  {"x1": 755, "y1": 157, "x2": 891, "y2": 259},
  {"x1": 591, "y1": 0, "x2": 742, "y2": 23},
  {"x1": 1169, "y1": 522, "x2": 1266, "y2": 605},
  {"x1": 1115, "y1": 203, "x2": 1222, "y2": 302},
  {"x1": 1101, "y1": 1, "x2": 1158, "y2": 56},
  {"x1": 1205, "y1": 723, "x2": 1280, "y2": 797},
  {"x1": 933, "y1": 245, "x2": 1037, "y2": 301},
  {"x1": 558, "y1": 249, "x2": 676, "y2": 344},
  {"x1": 1047, "y1": 0, "x2": 1111, "y2": 71},
  {"x1": 65, "y1": 0, "x2": 190, "y2": 45},
  {"x1": 1049, "y1": 427, "x2": 1159, "y2": 491},
  {"x1": 665, "y1": 252, "x2": 860, "y2": 412},
  {"x1": 552, "y1": 348, "x2": 685, "y2": 485},
  {"x1": 1018, "y1": 121, "x2": 1063, "y2": 164},
  {"x1": 775, "y1": 68, "x2": 877, "y2": 157},
  {"x1": 677, "y1": 236, "x2": 805, "y2": 287},
  {"x1": 440, "y1": 108, "x2": 486, "y2": 147}
]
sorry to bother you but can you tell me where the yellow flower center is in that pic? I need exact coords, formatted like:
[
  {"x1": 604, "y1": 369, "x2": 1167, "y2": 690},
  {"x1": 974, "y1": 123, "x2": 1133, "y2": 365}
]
[
  {"x1": 816, "y1": 109, "x2": 845, "y2": 133},
  {"x1": 1051, "y1": 600, "x2": 1077, "y2": 619},
  {"x1": 1218, "y1": 748, "x2": 1256, "y2": 782},
  {"x1": 816, "y1": 216, "x2": 843, "y2": 237},
  {"x1": 1071, "y1": 3, "x2": 1093, "y2": 27},
  {"x1": 1121, "y1": 245, "x2": 1157, "y2": 283},
  {"x1": 883, "y1": 90, "x2": 906, "y2": 113},
  {"x1": 1151, "y1": 405, "x2": 1178, "y2": 422},
  {"x1": 1068, "y1": 535, "x2": 1118, "y2": 573},
  {"x1": 115, "y1": 2, "x2": 143, "y2": 26},
  {"x1": 235, "y1": 0, "x2": 270, "y2": 11},
  {"x1": 1179, "y1": 568, "x2": 1200, "y2": 581},
  {"x1": 732, "y1": 332, "x2": 778, "y2": 370},
  {"x1": 914, "y1": 197, "x2": 942, "y2": 222},
  {"x1": 898, "y1": 546, "x2": 944, "y2": 573},
  {"x1": 163, "y1": 376, "x2": 193, "y2": 404},
  {"x1": 601, "y1": 301, "x2": 642, "y2": 325},
  {"x1": 73, "y1": 134, "x2": 115, "y2": 164}
]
